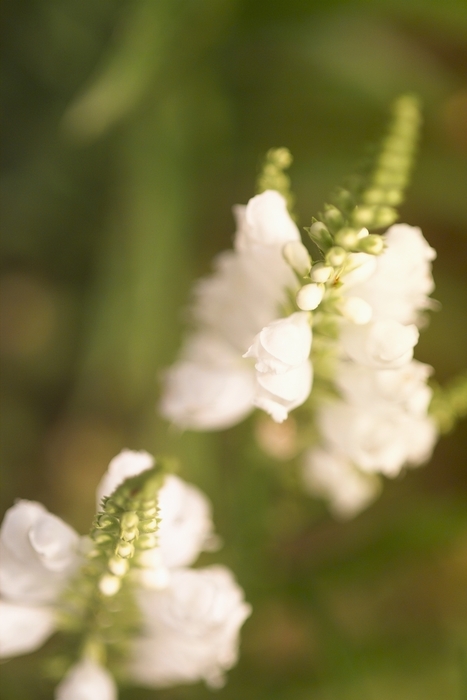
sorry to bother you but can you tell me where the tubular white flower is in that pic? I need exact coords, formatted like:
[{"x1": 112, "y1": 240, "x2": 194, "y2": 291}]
[
  {"x1": 55, "y1": 659, "x2": 117, "y2": 700},
  {"x1": 234, "y1": 190, "x2": 300, "y2": 250},
  {"x1": 243, "y1": 312, "x2": 312, "y2": 374},
  {"x1": 343, "y1": 224, "x2": 436, "y2": 325},
  {"x1": 339, "y1": 296, "x2": 373, "y2": 325},
  {"x1": 253, "y1": 359, "x2": 313, "y2": 423},
  {"x1": 130, "y1": 566, "x2": 251, "y2": 689},
  {"x1": 0, "y1": 600, "x2": 56, "y2": 658},
  {"x1": 96, "y1": 450, "x2": 154, "y2": 507},
  {"x1": 160, "y1": 341, "x2": 256, "y2": 430},
  {"x1": 318, "y1": 400, "x2": 436, "y2": 477},
  {"x1": 302, "y1": 448, "x2": 381, "y2": 518},
  {"x1": 340, "y1": 319, "x2": 419, "y2": 369},
  {"x1": 0, "y1": 501, "x2": 80, "y2": 605}
]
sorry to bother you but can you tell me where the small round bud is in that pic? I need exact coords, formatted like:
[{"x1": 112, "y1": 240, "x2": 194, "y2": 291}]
[
  {"x1": 139, "y1": 518, "x2": 158, "y2": 533},
  {"x1": 121, "y1": 526, "x2": 138, "y2": 542},
  {"x1": 357, "y1": 234, "x2": 384, "y2": 255},
  {"x1": 334, "y1": 228, "x2": 359, "y2": 250},
  {"x1": 296, "y1": 283, "x2": 325, "y2": 311},
  {"x1": 323, "y1": 204, "x2": 344, "y2": 230},
  {"x1": 283, "y1": 240, "x2": 311, "y2": 276},
  {"x1": 326, "y1": 246, "x2": 347, "y2": 267},
  {"x1": 121, "y1": 511, "x2": 139, "y2": 529},
  {"x1": 108, "y1": 556, "x2": 130, "y2": 577},
  {"x1": 116, "y1": 541, "x2": 135, "y2": 558},
  {"x1": 373, "y1": 206, "x2": 398, "y2": 228},
  {"x1": 307, "y1": 221, "x2": 333, "y2": 251},
  {"x1": 310, "y1": 262, "x2": 333, "y2": 283},
  {"x1": 94, "y1": 533, "x2": 113, "y2": 545},
  {"x1": 339, "y1": 296, "x2": 373, "y2": 325},
  {"x1": 97, "y1": 514, "x2": 119, "y2": 530},
  {"x1": 136, "y1": 534, "x2": 158, "y2": 550},
  {"x1": 351, "y1": 206, "x2": 377, "y2": 227},
  {"x1": 99, "y1": 574, "x2": 121, "y2": 597},
  {"x1": 140, "y1": 505, "x2": 157, "y2": 518}
]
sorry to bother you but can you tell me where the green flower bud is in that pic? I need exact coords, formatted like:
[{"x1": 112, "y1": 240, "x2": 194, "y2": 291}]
[
  {"x1": 121, "y1": 526, "x2": 138, "y2": 542},
  {"x1": 139, "y1": 519, "x2": 159, "y2": 533},
  {"x1": 97, "y1": 514, "x2": 120, "y2": 530},
  {"x1": 306, "y1": 221, "x2": 333, "y2": 251},
  {"x1": 326, "y1": 246, "x2": 347, "y2": 267},
  {"x1": 334, "y1": 227, "x2": 359, "y2": 250},
  {"x1": 121, "y1": 511, "x2": 139, "y2": 529},
  {"x1": 373, "y1": 206, "x2": 398, "y2": 228},
  {"x1": 108, "y1": 556, "x2": 130, "y2": 577},
  {"x1": 322, "y1": 204, "x2": 344, "y2": 231},
  {"x1": 357, "y1": 234, "x2": 384, "y2": 255},
  {"x1": 115, "y1": 541, "x2": 135, "y2": 558},
  {"x1": 136, "y1": 534, "x2": 158, "y2": 550},
  {"x1": 351, "y1": 206, "x2": 377, "y2": 227}
]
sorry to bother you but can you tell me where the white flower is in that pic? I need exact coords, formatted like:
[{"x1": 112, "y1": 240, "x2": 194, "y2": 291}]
[
  {"x1": 0, "y1": 501, "x2": 80, "y2": 605},
  {"x1": 55, "y1": 659, "x2": 117, "y2": 700},
  {"x1": 343, "y1": 224, "x2": 436, "y2": 325},
  {"x1": 0, "y1": 600, "x2": 56, "y2": 658},
  {"x1": 234, "y1": 190, "x2": 300, "y2": 250},
  {"x1": 130, "y1": 566, "x2": 251, "y2": 689},
  {"x1": 160, "y1": 334, "x2": 256, "y2": 430},
  {"x1": 318, "y1": 400, "x2": 436, "y2": 477},
  {"x1": 243, "y1": 312, "x2": 312, "y2": 374},
  {"x1": 149, "y1": 475, "x2": 215, "y2": 571},
  {"x1": 340, "y1": 319, "x2": 419, "y2": 369},
  {"x1": 283, "y1": 240, "x2": 311, "y2": 275},
  {"x1": 253, "y1": 359, "x2": 313, "y2": 423},
  {"x1": 296, "y1": 283, "x2": 325, "y2": 311},
  {"x1": 96, "y1": 450, "x2": 154, "y2": 507},
  {"x1": 302, "y1": 448, "x2": 381, "y2": 518},
  {"x1": 160, "y1": 191, "x2": 301, "y2": 431}
]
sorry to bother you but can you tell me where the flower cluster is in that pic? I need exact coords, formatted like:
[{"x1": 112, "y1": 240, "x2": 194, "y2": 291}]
[
  {"x1": 302, "y1": 224, "x2": 438, "y2": 517},
  {"x1": 0, "y1": 450, "x2": 251, "y2": 697},
  {"x1": 160, "y1": 190, "x2": 313, "y2": 428}
]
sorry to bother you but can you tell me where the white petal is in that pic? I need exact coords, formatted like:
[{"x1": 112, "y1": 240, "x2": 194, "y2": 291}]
[
  {"x1": 241, "y1": 190, "x2": 300, "y2": 247},
  {"x1": 296, "y1": 283, "x2": 324, "y2": 311},
  {"x1": 96, "y1": 450, "x2": 155, "y2": 508},
  {"x1": 55, "y1": 659, "x2": 117, "y2": 700},
  {"x1": 0, "y1": 600, "x2": 55, "y2": 658},
  {"x1": 341, "y1": 320, "x2": 419, "y2": 369}
]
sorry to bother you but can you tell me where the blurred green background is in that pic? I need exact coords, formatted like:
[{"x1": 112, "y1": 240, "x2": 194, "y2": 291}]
[{"x1": 1, "y1": 0, "x2": 467, "y2": 698}]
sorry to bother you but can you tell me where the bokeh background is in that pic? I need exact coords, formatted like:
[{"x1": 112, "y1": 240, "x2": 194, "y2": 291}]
[{"x1": 1, "y1": 0, "x2": 467, "y2": 698}]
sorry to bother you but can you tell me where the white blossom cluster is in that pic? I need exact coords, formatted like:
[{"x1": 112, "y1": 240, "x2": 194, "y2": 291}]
[
  {"x1": 160, "y1": 191, "x2": 438, "y2": 517},
  {"x1": 301, "y1": 224, "x2": 438, "y2": 517},
  {"x1": 160, "y1": 190, "x2": 313, "y2": 427},
  {"x1": 0, "y1": 450, "x2": 251, "y2": 697}
]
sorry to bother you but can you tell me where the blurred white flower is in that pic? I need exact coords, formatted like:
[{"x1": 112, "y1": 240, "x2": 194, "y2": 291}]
[
  {"x1": 340, "y1": 319, "x2": 419, "y2": 369},
  {"x1": 0, "y1": 500, "x2": 80, "y2": 605},
  {"x1": 96, "y1": 449, "x2": 154, "y2": 507},
  {"x1": 160, "y1": 190, "x2": 302, "y2": 430},
  {"x1": 343, "y1": 224, "x2": 436, "y2": 325},
  {"x1": 55, "y1": 659, "x2": 117, "y2": 700},
  {"x1": 244, "y1": 312, "x2": 312, "y2": 374},
  {"x1": 160, "y1": 334, "x2": 256, "y2": 430},
  {"x1": 0, "y1": 600, "x2": 56, "y2": 658},
  {"x1": 253, "y1": 359, "x2": 313, "y2": 423},
  {"x1": 130, "y1": 566, "x2": 251, "y2": 689},
  {"x1": 302, "y1": 448, "x2": 381, "y2": 518}
]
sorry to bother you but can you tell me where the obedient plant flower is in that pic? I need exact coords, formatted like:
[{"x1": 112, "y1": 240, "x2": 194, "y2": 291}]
[
  {"x1": 0, "y1": 450, "x2": 250, "y2": 697},
  {"x1": 161, "y1": 96, "x2": 444, "y2": 518}
]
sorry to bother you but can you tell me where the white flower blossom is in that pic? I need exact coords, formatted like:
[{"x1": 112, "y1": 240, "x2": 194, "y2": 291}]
[
  {"x1": 0, "y1": 500, "x2": 80, "y2": 605},
  {"x1": 302, "y1": 448, "x2": 381, "y2": 518},
  {"x1": 343, "y1": 224, "x2": 436, "y2": 325},
  {"x1": 96, "y1": 449, "x2": 154, "y2": 507},
  {"x1": 253, "y1": 359, "x2": 313, "y2": 423},
  {"x1": 55, "y1": 659, "x2": 117, "y2": 700},
  {"x1": 130, "y1": 566, "x2": 251, "y2": 689},
  {"x1": 244, "y1": 312, "x2": 312, "y2": 374},
  {"x1": 160, "y1": 190, "x2": 302, "y2": 430},
  {"x1": 0, "y1": 600, "x2": 56, "y2": 658},
  {"x1": 340, "y1": 319, "x2": 419, "y2": 369}
]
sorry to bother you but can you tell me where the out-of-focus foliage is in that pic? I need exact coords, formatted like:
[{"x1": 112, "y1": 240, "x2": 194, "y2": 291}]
[{"x1": 1, "y1": 0, "x2": 466, "y2": 697}]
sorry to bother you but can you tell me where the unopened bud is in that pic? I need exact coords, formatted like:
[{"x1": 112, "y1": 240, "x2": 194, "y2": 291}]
[
  {"x1": 283, "y1": 240, "x2": 311, "y2": 275},
  {"x1": 296, "y1": 283, "x2": 325, "y2": 311},
  {"x1": 108, "y1": 556, "x2": 130, "y2": 577},
  {"x1": 137, "y1": 534, "x2": 158, "y2": 550},
  {"x1": 310, "y1": 262, "x2": 333, "y2": 283},
  {"x1": 334, "y1": 228, "x2": 359, "y2": 250},
  {"x1": 326, "y1": 246, "x2": 347, "y2": 267},
  {"x1": 97, "y1": 514, "x2": 119, "y2": 530},
  {"x1": 139, "y1": 518, "x2": 158, "y2": 533},
  {"x1": 99, "y1": 574, "x2": 121, "y2": 597},
  {"x1": 373, "y1": 206, "x2": 398, "y2": 228},
  {"x1": 339, "y1": 296, "x2": 373, "y2": 325},
  {"x1": 351, "y1": 206, "x2": 377, "y2": 227},
  {"x1": 121, "y1": 511, "x2": 139, "y2": 529},
  {"x1": 323, "y1": 204, "x2": 344, "y2": 231},
  {"x1": 307, "y1": 221, "x2": 333, "y2": 251},
  {"x1": 357, "y1": 234, "x2": 384, "y2": 255},
  {"x1": 121, "y1": 526, "x2": 138, "y2": 542},
  {"x1": 116, "y1": 541, "x2": 135, "y2": 558}
]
